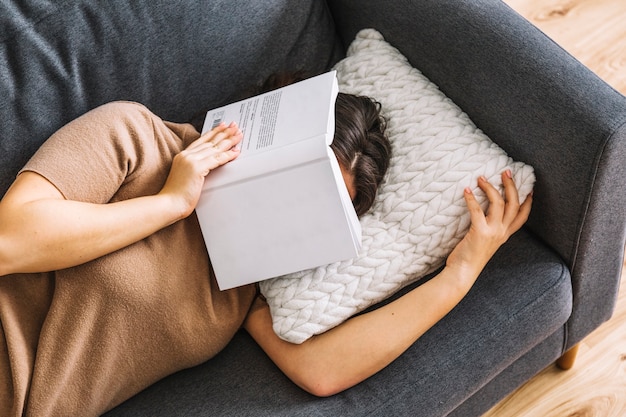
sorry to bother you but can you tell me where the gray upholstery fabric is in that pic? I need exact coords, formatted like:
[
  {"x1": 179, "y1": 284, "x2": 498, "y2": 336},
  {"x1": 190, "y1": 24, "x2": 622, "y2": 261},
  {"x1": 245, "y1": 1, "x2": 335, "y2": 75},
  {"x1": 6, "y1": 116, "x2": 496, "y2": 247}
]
[
  {"x1": 2, "y1": 0, "x2": 624, "y2": 416},
  {"x1": 105, "y1": 230, "x2": 572, "y2": 416},
  {"x1": 0, "y1": 0, "x2": 342, "y2": 196},
  {"x1": 448, "y1": 330, "x2": 566, "y2": 417},
  {"x1": 328, "y1": 0, "x2": 626, "y2": 350}
]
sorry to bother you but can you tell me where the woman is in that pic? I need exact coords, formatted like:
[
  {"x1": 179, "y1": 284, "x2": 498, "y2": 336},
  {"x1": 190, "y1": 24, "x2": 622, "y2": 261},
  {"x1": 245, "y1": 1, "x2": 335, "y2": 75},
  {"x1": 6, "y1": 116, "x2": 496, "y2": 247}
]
[{"x1": 0, "y1": 83, "x2": 531, "y2": 416}]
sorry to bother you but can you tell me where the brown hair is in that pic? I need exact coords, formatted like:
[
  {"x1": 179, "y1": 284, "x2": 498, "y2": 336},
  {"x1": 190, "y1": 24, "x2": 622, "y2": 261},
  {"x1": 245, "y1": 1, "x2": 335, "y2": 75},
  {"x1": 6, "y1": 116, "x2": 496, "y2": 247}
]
[{"x1": 331, "y1": 93, "x2": 390, "y2": 216}]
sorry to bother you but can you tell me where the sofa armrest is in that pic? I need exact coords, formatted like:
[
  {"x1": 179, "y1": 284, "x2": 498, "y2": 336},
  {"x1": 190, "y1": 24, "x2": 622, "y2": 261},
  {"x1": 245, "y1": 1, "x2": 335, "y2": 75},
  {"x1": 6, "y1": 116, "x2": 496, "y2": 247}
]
[{"x1": 328, "y1": 0, "x2": 626, "y2": 346}]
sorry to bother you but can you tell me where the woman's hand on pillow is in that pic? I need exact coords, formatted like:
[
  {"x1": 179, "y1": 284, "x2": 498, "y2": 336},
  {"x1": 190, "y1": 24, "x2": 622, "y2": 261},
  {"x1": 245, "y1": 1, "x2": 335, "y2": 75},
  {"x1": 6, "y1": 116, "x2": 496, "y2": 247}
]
[{"x1": 446, "y1": 170, "x2": 533, "y2": 288}]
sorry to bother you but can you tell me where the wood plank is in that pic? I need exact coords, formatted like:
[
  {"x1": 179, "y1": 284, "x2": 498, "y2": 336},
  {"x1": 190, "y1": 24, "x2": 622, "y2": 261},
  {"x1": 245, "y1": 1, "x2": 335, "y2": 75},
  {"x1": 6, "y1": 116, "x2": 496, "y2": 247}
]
[{"x1": 504, "y1": 0, "x2": 626, "y2": 94}]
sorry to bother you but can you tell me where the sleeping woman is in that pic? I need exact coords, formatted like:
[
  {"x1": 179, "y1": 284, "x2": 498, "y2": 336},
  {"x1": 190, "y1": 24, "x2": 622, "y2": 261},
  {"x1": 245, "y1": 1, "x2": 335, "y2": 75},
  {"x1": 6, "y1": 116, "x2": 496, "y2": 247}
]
[{"x1": 0, "y1": 77, "x2": 531, "y2": 416}]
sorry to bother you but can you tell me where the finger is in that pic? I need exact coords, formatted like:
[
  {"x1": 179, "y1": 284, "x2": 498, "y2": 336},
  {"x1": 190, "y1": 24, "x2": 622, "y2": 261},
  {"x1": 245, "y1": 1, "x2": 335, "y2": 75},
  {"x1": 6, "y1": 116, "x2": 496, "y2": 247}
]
[
  {"x1": 502, "y1": 170, "x2": 519, "y2": 206},
  {"x1": 190, "y1": 148, "x2": 240, "y2": 178},
  {"x1": 463, "y1": 187, "x2": 487, "y2": 228},
  {"x1": 207, "y1": 123, "x2": 242, "y2": 148},
  {"x1": 501, "y1": 170, "x2": 522, "y2": 225},
  {"x1": 185, "y1": 123, "x2": 229, "y2": 151},
  {"x1": 189, "y1": 124, "x2": 242, "y2": 154},
  {"x1": 507, "y1": 191, "x2": 533, "y2": 233},
  {"x1": 477, "y1": 176, "x2": 505, "y2": 220},
  {"x1": 200, "y1": 121, "x2": 237, "y2": 141},
  {"x1": 188, "y1": 134, "x2": 243, "y2": 165},
  {"x1": 215, "y1": 126, "x2": 243, "y2": 150},
  {"x1": 207, "y1": 148, "x2": 241, "y2": 169}
]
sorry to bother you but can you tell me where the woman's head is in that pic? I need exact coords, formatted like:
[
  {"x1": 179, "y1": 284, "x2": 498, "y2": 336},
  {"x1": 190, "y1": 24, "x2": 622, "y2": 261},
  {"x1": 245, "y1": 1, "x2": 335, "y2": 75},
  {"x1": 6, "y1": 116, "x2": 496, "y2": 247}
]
[{"x1": 331, "y1": 93, "x2": 391, "y2": 216}]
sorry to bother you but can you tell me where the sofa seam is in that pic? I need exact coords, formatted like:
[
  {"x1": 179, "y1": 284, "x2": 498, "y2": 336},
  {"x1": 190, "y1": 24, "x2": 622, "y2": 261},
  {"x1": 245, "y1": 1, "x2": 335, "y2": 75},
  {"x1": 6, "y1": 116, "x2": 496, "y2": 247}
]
[{"x1": 568, "y1": 114, "x2": 626, "y2": 276}]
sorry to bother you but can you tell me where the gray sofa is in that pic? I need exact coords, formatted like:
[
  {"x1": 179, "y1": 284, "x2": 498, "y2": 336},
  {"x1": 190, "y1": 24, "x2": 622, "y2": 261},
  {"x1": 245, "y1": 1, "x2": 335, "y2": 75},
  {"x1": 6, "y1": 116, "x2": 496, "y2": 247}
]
[{"x1": 2, "y1": 0, "x2": 625, "y2": 416}]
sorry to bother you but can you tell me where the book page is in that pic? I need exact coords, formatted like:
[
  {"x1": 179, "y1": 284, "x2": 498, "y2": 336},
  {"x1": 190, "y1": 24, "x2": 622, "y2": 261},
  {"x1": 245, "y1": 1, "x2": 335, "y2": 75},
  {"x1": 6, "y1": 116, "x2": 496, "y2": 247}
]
[
  {"x1": 202, "y1": 71, "x2": 338, "y2": 159},
  {"x1": 327, "y1": 147, "x2": 362, "y2": 245},
  {"x1": 197, "y1": 156, "x2": 361, "y2": 290},
  {"x1": 201, "y1": 71, "x2": 339, "y2": 190},
  {"x1": 204, "y1": 89, "x2": 282, "y2": 153}
]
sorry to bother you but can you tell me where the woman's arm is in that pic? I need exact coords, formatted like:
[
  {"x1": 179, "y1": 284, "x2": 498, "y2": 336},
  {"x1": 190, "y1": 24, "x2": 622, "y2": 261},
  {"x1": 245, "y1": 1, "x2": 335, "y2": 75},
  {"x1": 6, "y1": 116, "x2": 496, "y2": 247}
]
[
  {"x1": 244, "y1": 171, "x2": 532, "y2": 397},
  {"x1": 0, "y1": 122, "x2": 242, "y2": 276}
]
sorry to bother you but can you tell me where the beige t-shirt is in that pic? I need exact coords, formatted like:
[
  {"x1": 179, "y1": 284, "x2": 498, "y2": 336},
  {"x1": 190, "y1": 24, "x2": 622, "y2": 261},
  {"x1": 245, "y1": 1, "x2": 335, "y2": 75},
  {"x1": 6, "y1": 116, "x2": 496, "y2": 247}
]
[{"x1": 0, "y1": 102, "x2": 256, "y2": 417}]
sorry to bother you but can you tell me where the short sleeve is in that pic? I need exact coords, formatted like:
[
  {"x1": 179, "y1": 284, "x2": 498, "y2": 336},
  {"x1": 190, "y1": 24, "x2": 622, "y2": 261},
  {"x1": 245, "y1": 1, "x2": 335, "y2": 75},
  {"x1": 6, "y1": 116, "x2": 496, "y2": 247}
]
[{"x1": 20, "y1": 102, "x2": 189, "y2": 204}]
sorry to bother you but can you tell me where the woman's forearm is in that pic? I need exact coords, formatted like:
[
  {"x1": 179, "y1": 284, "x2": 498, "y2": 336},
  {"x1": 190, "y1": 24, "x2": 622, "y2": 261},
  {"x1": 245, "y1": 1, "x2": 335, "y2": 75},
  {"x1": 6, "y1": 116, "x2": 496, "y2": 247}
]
[
  {"x1": 0, "y1": 122, "x2": 243, "y2": 276},
  {"x1": 0, "y1": 172, "x2": 183, "y2": 276},
  {"x1": 244, "y1": 265, "x2": 476, "y2": 397},
  {"x1": 245, "y1": 172, "x2": 533, "y2": 397}
]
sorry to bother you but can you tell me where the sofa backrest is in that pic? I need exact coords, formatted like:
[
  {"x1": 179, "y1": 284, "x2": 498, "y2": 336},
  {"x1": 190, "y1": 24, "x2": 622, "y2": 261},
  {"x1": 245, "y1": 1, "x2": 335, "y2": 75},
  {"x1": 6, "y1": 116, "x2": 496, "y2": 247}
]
[{"x1": 0, "y1": 0, "x2": 342, "y2": 196}]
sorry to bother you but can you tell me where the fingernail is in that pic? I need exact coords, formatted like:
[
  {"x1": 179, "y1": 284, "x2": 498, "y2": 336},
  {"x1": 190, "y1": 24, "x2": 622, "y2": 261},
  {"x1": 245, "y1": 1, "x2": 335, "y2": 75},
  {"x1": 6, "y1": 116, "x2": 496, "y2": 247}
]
[
  {"x1": 479, "y1": 175, "x2": 487, "y2": 182},
  {"x1": 464, "y1": 187, "x2": 472, "y2": 194},
  {"x1": 506, "y1": 169, "x2": 512, "y2": 178}
]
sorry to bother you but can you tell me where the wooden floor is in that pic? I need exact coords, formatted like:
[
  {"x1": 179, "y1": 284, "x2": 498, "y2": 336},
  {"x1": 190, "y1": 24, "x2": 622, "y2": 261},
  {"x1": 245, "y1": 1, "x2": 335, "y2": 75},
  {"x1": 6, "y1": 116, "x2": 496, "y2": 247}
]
[
  {"x1": 503, "y1": 0, "x2": 626, "y2": 94},
  {"x1": 483, "y1": 1, "x2": 626, "y2": 416}
]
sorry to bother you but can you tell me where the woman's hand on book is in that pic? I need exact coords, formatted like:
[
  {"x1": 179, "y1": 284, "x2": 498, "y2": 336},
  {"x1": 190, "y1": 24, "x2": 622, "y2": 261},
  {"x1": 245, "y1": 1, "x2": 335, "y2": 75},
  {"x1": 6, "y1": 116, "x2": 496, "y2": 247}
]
[
  {"x1": 445, "y1": 171, "x2": 533, "y2": 289},
  {"x1": 159, "y1": 122, "x2": 243, "y2": 219}
]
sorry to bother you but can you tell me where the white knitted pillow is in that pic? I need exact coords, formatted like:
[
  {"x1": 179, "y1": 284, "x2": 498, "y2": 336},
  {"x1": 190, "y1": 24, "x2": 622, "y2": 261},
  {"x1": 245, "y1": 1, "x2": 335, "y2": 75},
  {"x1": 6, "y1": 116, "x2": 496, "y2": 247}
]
[{"x1": 259, "y1": 29, "x2": 535, "y2": 344}]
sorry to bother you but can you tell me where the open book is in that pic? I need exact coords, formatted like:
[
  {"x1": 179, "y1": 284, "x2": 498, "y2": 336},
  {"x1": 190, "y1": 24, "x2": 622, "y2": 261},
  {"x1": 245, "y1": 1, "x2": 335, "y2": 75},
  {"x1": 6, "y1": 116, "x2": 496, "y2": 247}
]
[{"x1": 196, "y1": 71, "x2": 361, "y2": 290}]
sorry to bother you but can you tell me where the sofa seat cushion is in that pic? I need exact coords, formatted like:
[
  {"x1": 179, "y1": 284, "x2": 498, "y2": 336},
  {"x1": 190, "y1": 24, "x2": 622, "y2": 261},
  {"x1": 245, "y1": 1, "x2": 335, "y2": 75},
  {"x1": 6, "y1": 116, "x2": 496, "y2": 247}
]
[{"x1": 105, "y1": 229, "x2": 572, "y2": 417}]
